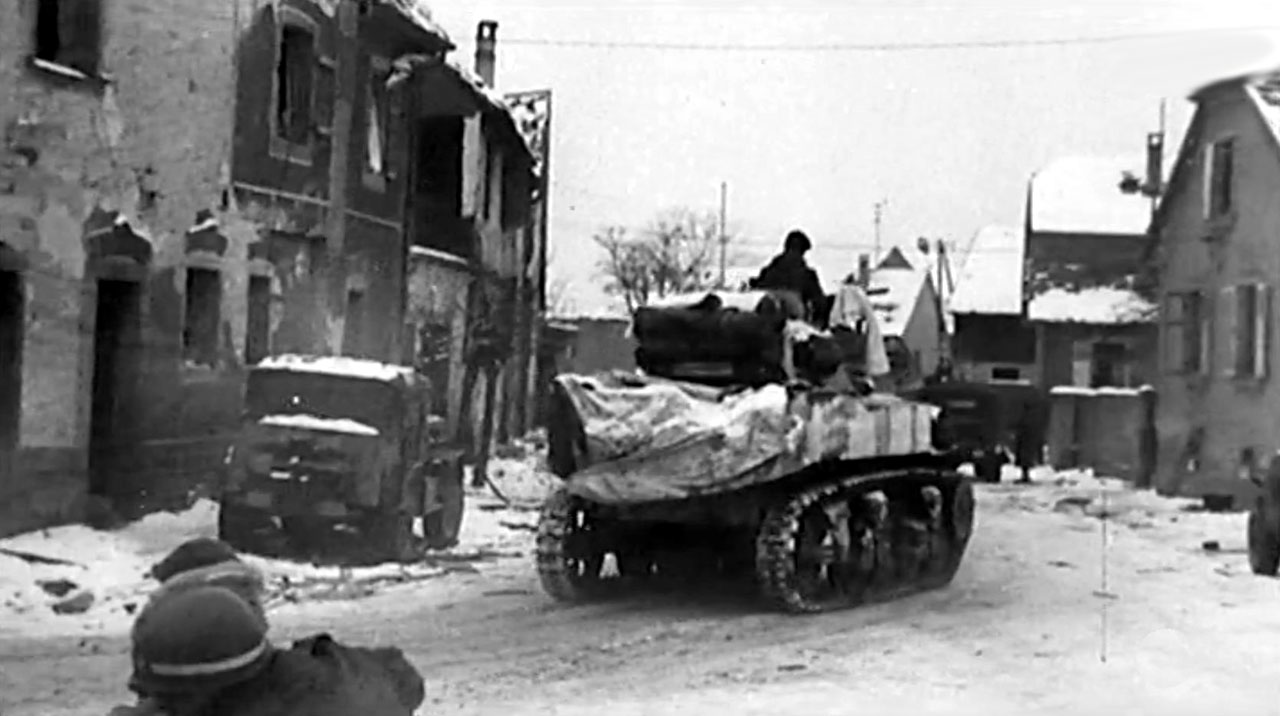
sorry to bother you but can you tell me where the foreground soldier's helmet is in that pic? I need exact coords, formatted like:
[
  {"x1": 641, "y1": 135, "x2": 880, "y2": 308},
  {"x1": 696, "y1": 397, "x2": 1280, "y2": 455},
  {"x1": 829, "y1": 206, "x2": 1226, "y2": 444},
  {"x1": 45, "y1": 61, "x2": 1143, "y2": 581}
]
[
  {"x1": 131, "y1": 585, "x2": 274, "y2": 696},
  {"x1": 147, "y1": 538, "x2": 267, "y2": 624}
]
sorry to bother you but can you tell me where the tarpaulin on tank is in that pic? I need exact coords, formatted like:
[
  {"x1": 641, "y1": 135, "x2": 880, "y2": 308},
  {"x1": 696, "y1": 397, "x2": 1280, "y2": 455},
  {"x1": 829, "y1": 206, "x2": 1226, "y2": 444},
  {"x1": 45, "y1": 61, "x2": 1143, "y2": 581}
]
[
  {"x1": 554, "y1": 372, "x2": 939, "y2": 505},
  {"x1": 553, "y1": 372, "x2": 799, "y2": 504}
]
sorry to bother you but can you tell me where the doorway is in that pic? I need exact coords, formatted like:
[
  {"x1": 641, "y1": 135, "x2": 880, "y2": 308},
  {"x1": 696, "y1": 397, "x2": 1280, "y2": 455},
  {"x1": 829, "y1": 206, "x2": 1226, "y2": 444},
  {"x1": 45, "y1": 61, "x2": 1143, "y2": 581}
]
[
  {"x1": 89, "y1": 279, "x2": 142, "y2": 498},
  {"x1": 0, "y1": 270, "x2": 23, "y2": 481}
]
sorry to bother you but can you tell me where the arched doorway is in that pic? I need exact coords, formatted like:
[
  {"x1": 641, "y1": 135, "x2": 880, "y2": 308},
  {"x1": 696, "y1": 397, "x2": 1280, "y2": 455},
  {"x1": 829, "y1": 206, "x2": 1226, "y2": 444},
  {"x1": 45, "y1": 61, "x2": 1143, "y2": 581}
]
[{"x1": 0, "y1": 242, "x2": 25, "y2": 482}]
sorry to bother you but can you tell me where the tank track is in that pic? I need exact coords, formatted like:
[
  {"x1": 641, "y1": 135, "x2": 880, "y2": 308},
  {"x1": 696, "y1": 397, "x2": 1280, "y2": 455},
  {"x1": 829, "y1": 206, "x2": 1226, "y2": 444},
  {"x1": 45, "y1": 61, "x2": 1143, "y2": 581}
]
[
  {"x1": 535, "y1": 467, "x2": 974, "y2": 613},
  {"x1": 754, "y1": 467, "x2": 974, "y2": 613}
]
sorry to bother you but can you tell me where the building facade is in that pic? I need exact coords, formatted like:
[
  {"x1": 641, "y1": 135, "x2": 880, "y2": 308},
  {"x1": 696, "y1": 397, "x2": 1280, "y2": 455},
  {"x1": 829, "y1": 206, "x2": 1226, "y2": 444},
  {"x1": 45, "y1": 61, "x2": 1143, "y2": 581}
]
[
  {"x1": 1, "y1": 0, "x2": 253, "y2": 535},
  {"x1": 1023, "y1": 156, "x2": 1158, "y2": 390},
  {"x1": 1150, "y1": 70, "x2": 1280, "y2": 506}
]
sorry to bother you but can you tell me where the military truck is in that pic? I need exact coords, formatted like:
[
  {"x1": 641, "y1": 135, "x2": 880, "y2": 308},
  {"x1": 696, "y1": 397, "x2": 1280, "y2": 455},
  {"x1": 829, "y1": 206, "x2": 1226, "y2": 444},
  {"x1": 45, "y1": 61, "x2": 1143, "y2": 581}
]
[{"x1": 218, "y1": 354, "x2": 465, "y2": 564}]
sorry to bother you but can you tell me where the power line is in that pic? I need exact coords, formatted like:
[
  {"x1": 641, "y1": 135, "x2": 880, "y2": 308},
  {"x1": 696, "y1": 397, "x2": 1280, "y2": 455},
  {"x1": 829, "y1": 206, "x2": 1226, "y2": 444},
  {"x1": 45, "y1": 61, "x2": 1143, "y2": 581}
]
[{"x1": 498, "y1": 25, "x2": 1278, "y2": 53}]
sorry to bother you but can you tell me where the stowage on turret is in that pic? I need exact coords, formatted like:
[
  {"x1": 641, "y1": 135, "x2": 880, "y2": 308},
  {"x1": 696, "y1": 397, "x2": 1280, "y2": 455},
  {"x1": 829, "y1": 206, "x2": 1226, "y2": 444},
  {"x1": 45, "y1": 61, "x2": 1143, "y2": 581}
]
[{"x1": 535, "y1": 231, "x2": 976, "y2": 613}]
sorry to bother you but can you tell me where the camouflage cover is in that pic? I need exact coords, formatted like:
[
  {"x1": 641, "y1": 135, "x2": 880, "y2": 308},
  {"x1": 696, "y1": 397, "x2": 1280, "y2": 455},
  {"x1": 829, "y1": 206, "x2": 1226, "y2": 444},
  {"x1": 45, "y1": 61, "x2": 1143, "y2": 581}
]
[{"x1": 555, "y1": 372, "x2": 939, "y2": 505}]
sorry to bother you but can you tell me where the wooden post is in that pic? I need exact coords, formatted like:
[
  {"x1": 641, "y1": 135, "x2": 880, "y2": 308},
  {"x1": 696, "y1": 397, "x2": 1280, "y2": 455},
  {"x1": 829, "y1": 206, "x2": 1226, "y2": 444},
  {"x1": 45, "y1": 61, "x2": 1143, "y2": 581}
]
[{"x1": 323, "y1": 0, "x2": 360, "y2": 352}]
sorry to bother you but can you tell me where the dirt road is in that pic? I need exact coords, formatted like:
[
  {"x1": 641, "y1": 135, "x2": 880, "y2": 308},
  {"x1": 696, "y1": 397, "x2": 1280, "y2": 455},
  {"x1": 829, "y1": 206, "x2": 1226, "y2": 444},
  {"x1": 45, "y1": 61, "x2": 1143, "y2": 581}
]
[{"x1": 5, "y1": 479, "x2": 1280, "y2": 715}]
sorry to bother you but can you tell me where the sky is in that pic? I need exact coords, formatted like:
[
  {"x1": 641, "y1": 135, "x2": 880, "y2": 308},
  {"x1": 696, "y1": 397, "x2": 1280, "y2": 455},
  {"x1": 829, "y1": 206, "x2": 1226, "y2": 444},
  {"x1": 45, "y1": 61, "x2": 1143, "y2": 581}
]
[{"x1": 426, "y1": 0, "x2": 1280, "y2": 316}]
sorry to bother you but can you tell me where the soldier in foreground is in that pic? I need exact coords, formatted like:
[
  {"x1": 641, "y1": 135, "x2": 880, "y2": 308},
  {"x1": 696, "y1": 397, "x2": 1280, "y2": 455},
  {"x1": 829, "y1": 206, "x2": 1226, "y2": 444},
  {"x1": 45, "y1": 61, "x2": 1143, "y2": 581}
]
[{"x1": 111, "y1": 539, "x2": 425, "y2": 716}]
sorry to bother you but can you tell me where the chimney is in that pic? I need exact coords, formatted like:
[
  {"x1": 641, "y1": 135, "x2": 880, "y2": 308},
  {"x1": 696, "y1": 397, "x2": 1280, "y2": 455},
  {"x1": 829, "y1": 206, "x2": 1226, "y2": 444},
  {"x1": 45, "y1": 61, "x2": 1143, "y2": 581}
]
[
  {"x1": 475, "y1": 20, "x2": 498, "y2": 87},
  {"x1": 857, "y1": 254, "x2": 871, "y2": 288},
  {"x1": 1145, "y1": 131, "x2": 1164, "y2": 197}
]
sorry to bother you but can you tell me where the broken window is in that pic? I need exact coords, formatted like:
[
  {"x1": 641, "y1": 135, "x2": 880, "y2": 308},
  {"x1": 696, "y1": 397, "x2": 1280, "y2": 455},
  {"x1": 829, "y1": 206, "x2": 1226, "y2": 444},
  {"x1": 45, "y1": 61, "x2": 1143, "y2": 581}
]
[
  {"x1": 183, "y1": 268, "x2": 222, "y2": 368},
  {"x1": 1204, "y1": 138, "x2": 1234, "y2": 218},
  {"x1": 275, "y1": 22, "x2": 316, "y2": 146},
  {"x1": 342, "y1": 290, "x2": 365, "y2": 357},
  {"x1": 33, "y1": 0, "x2": 102, "y2": 78},
  {"x1": 412, "y1": 117, "x2": 470, "y2": 258},
  {"x1": 245, "y1": 275, "x2": 271, "y2": 366}
]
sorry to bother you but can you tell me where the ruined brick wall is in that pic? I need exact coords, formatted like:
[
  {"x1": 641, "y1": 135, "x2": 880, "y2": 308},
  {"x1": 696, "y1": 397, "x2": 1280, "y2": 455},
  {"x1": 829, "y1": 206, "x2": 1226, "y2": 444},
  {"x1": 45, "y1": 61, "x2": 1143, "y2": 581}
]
[{"x1": 0, "y1": 0, "x2": 253, "y2": 534}]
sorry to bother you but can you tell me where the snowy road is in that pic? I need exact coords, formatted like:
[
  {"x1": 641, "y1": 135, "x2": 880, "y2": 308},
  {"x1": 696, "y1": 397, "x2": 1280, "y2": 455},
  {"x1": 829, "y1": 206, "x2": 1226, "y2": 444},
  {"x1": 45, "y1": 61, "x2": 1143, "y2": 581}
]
[{"x1": 4, "y1": 475, "x2": 1280, "y2": 715}]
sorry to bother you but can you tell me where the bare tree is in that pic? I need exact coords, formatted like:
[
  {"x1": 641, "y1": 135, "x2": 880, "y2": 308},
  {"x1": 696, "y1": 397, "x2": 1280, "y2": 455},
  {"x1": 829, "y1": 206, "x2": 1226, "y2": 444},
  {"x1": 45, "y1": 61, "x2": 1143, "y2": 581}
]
[
  {"x1": 595, "y1": 207, "x2": 730, "y2": 313},
  {"x1": 544, "y1": 275, "x2": 575, "y2": 316}
]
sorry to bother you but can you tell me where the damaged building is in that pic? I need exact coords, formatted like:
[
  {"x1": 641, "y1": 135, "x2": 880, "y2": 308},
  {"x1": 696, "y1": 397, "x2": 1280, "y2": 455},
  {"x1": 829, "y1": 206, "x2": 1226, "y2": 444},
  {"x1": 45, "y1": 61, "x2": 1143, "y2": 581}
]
[
  {"x1": 1, "y1": 0, "x2": 253, "y2": 535},
  {"x1": 1, "y1": 0, "x2": 548, "y2": 536}
]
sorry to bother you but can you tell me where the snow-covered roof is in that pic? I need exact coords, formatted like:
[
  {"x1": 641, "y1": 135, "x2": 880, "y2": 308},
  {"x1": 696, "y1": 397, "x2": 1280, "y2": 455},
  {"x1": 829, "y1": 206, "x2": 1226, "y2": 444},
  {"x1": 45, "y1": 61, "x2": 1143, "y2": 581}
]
[
  {"x1": 1026, "y1": 286, "x2": 1155, "y2": 325},
  {"x1": 867, "y1": 266, "x2": 930, "y2": 338},
  {"x1": 1029, "y1": 156, "x2": 1152, "y2": 236},
  {"x1": 381, "y1": 0, "x2": 451, "y2": 45},
  {"x1": 254, "y1": 354, "x2": 417, "y2": 383},
  {"x1": 1245, "y1": 72, "x2": 1280, "y2": 149},
  {"x1": 305, "y1": 0, "x2": 450, "y2": 45},
  {"x1": 950, "y1": 225, "x2": 1024, "y2": 316}
]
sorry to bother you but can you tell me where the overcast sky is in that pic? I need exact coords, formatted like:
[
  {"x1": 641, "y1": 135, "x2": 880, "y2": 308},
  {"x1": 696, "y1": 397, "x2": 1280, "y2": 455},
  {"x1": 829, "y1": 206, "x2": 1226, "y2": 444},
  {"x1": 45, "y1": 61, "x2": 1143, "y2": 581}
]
[{"x1": 428, "y1": 0, "x2": 1280, "y2": 315}]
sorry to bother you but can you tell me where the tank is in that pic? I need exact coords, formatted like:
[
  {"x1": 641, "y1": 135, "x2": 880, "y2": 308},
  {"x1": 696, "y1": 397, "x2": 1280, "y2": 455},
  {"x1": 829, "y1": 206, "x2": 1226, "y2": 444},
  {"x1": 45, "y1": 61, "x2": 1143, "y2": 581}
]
[{"x1": 534, "y1": 287, "x2": 976, "y2": 614}]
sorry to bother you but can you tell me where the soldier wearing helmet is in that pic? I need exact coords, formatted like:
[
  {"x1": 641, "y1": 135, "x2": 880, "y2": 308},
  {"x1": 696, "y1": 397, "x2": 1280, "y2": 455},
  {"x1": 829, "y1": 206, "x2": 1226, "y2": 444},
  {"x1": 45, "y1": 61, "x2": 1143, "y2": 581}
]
[{"x1": 750, "y1": 229, "x2": 827, "y2": 323}]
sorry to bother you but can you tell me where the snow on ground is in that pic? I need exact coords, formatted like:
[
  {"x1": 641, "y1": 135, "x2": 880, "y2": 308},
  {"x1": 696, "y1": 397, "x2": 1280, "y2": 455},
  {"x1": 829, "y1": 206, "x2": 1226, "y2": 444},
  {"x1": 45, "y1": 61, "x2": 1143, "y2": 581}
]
[{"x1": 0, "y1": 450, "x2": 554, "y2": 639}]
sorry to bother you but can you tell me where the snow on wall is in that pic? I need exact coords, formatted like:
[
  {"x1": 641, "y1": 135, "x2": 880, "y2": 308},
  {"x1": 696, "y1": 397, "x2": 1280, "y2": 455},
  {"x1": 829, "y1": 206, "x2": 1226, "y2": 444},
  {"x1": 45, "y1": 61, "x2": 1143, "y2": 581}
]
[
  {"x1": 255, "y1": 354, "x2": 416, "y2": 382},
  {"x1": 949, "y1": 225, "x2": 1024, "y2": 315},
  {"x1": 1027, "y1": 286, "x2": 1155, "y2": 325},
  {"x1": 1030, "y1": 156, "x2": 1152, "y2": 236}
]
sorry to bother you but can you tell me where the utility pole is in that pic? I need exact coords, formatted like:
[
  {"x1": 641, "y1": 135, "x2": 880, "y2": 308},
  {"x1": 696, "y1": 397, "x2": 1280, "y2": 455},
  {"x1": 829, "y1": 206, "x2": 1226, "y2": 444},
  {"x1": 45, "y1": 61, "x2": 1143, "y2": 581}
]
[
  {"x1": 935, "y1": 238, "x2": 951, "y2": 364},
  {"x1": 324, "y1": 0, "x2": 360, "y2": 355},
  {"x1": 717, "y1": 181, "x2": 728, "y2": 288},
  {"x1": 873, "y1": 198, "x2": 888, "y2": 266}
]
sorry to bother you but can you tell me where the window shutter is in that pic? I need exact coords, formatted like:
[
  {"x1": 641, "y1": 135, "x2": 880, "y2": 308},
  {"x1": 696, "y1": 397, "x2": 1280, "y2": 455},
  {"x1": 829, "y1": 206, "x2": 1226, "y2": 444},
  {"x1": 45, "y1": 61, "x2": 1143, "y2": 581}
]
[
  {"x1": 1202, "y1": 144, "x2": 1215, "y2": 220},
  {"x1": 1257, "y1": 282, "x2": 1272, "y2": 378},
  {"x1": 1164, "y1": 294, "x2": 1184, "y2": 373},
  {"x1": 1222, "y1": 285, "x2": 1238, "y2": 377},
  {"x1": 1199, "y1": 290, "x2": 1213, "y2": 374},
  {"x1": 386, "y1": 81, "x2": 404, "y2": 179}
]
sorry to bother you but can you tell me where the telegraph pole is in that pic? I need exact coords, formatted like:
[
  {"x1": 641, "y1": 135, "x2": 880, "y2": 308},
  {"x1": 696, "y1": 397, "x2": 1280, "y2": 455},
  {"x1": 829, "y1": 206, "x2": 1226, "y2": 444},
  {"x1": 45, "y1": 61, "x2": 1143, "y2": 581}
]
[
  {"x1": 873, "y1": 198, "x2": 888, "y2": 266},
  {"x1": 717, "y1": 181, "x2": 728, "y2": 288}
]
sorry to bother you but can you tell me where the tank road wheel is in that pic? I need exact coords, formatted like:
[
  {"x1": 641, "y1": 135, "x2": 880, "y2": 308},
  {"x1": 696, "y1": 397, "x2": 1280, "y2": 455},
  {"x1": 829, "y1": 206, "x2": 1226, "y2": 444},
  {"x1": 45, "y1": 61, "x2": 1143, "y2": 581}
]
[
  {"x1": 536, "y1": 487, "x2": 610, "y2": 603},
  {"x1": 756, "y1": 490, "x2": 851, "y2": 613},
  {"x1": 1247, "y1": 502, "x2": 1280, "y2": 576},
  {"x1": 756, "y1": 469, "x2": 975, "y2": 615}
]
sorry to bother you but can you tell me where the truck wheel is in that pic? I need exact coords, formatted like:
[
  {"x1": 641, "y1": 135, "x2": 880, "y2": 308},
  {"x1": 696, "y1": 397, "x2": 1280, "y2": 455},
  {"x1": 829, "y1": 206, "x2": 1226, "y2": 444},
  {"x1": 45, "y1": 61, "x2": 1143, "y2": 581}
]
[
  {"x1": 368, "y1": 513, "x2": 420, "y2": 564},
  {"x1": 424, "y1": 462, "x2": 465, "y2": 550},
  {"x1": 218, "y1": 502, "x2": 285, "y2": 557},
  {"x1": 1248, "y1": 503, "x2": 1280, "y2": 576},
  {"x1": 975, "y1": 454, "x2": 1002, "y2": 483}
]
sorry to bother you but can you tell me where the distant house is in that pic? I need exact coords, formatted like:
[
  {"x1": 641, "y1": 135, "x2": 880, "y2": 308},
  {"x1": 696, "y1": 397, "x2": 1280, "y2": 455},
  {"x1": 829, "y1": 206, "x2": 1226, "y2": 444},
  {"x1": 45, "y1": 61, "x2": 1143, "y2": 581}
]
[
  {"x1": 867, "y1": 246, "x2": 945, "y2": 390},
  {"x1": 1024, "y1": 156, "x2": 1158, "y2": 389},
  {"x1": 949, "y1": 225, "x2": 1037, "y2": 384},
  {"x1": 1147, "y1": 69, "x2": 1280, "y2": 506}
]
